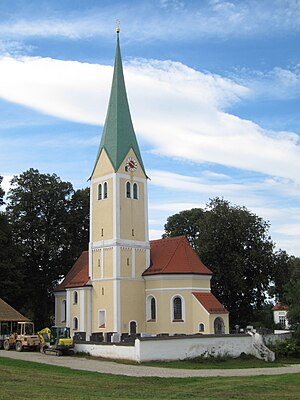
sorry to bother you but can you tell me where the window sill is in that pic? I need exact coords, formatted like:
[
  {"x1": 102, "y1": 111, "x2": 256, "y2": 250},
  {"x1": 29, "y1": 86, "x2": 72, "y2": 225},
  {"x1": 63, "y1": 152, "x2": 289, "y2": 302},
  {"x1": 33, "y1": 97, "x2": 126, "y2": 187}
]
[
  {"x1": 147, "y1": 319, "x2": 156, "y2": 322},
  {"x1": 172, "y1": 319, "x2": 184, "y2": 322}
]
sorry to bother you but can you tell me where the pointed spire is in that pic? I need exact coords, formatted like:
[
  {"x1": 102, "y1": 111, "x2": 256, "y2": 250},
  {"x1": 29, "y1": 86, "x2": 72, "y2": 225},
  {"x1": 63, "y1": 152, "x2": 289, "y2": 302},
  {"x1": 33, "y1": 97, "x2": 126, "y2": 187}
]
[{"x1": 91, "y1": 27, "x2": 145, "y2": 176}]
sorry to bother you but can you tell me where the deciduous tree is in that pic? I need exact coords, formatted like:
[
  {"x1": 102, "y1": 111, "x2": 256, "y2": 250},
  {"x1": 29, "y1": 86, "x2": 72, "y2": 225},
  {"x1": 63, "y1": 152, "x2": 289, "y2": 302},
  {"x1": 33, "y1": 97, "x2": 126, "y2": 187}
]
[
  {"x1": 6, "y1": 169, "x2": 89, "y2": 327},
  {"x1": 164, "y1": 198, "x2": 276, "y2": 327},
  {"x1": 0, "y1": 176, "x2": 24, "y2": 309}
]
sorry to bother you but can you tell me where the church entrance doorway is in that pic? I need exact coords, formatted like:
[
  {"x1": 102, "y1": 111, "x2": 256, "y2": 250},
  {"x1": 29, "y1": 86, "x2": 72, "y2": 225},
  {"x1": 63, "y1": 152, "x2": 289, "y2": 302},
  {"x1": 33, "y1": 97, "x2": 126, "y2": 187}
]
[{"x1": 214, "y1": 317, "x2": 225, "y2": 334}]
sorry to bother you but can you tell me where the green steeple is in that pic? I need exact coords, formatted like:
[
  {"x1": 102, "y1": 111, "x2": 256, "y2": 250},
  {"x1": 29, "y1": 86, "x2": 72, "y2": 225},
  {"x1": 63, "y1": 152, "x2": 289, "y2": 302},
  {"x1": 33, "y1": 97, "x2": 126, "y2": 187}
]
[{"x1": 91, "y1": 32, "x2": 145, "y2": 176}]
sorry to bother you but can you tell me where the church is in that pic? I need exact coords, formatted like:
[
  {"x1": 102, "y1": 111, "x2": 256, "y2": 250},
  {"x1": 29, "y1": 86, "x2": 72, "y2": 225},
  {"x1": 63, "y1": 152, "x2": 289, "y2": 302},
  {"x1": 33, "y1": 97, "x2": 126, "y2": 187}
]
[{"x1": 54, "y1": 28, "x2": 229, "y2": 341}]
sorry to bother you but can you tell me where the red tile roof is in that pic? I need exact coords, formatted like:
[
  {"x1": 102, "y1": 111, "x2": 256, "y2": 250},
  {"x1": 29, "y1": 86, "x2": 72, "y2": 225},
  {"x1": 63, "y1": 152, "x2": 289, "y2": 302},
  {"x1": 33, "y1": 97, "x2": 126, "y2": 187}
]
[
  {"x1": 272, "y1": 302, "x2": 289, "y2": 311},
  {"x1": 143, "y1": 236, "x2": 212, "y2": 276},
  {"x1": 54, "y1": 251, "x2": 90, "y2": 291},
  {"x1": 193, "y1": 292, "x2": 228, "y2": 314}
]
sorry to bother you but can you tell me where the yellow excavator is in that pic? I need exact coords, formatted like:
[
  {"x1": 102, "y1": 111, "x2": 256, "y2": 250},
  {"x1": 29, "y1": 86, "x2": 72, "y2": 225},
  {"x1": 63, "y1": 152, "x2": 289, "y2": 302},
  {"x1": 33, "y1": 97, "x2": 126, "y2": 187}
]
[{"x1": 38, "y1": 326, "x2": 74, "y2": 356}]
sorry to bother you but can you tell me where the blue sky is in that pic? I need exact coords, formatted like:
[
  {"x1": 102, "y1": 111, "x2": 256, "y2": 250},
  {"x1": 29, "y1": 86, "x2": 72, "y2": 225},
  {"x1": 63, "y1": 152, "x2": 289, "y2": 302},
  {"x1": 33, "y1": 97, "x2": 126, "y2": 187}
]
[{"x1": 0, "y1": 0, "x2": 299, "y2": 256}]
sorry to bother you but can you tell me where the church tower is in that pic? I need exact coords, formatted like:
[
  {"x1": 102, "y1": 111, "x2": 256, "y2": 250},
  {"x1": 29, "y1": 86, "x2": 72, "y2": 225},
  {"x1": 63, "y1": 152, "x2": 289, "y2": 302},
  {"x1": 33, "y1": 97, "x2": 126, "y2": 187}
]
[{"x1": 89, "y1": 28, "x2": 149, "y2": 336}]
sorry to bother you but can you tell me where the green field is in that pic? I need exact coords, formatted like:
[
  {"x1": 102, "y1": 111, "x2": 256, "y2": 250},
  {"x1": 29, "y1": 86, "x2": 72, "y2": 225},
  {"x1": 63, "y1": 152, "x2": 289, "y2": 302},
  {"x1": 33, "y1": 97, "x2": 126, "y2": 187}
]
[
  {"x1": 142, "y1": 356, "x2": 300, "y2": 369},
  {"x1": 1, "y1": 357, "x2": 300, "y2": 400}
]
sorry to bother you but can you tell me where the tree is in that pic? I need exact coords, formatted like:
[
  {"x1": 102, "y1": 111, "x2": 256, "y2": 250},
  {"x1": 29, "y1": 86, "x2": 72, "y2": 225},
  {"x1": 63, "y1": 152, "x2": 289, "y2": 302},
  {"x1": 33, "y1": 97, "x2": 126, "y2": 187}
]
[
  {"x1": 6, "y1": 169, "x2": 89, "y2": 328},
  {"x1": 270, "y1": 250, "x2": 294, "y2": 302},
  {"x1": 0, "y1": 175, "x2": 4, "y2": 207},
  {"x1": 285, "y1": 258, "x2": 300, "y2": 337},
  {"x1": 66, "y1": 187, "x2": 90, "y2": 261},
  {"x1": 163, "y1": 198, "x2": 275, "y2": 328},
  {"x1": 163, "y1": 208, "x2": 204, "y2": 248},
  {"x1": 0, "y1": 176, "x2": 24, "y2": 309}
]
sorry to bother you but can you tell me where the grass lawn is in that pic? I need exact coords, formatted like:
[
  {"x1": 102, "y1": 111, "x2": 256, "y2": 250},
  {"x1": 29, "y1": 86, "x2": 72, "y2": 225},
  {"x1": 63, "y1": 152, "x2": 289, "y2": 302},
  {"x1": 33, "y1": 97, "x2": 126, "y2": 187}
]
[
  {"x1": 142, "y1": 356, "x2": 300, "y2": 369},
  {"x1": 1, "y1": 357, "x2": 300, "y2": 400}
]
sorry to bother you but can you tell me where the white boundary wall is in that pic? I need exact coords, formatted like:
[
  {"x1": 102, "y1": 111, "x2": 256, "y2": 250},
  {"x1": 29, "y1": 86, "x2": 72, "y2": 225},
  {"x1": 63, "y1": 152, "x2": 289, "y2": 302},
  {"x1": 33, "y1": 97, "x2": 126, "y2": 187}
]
[
  {"x1": 75, "y1": 334, "x2": 270, "y2": 362},
  {"x1": 75, "y1": 342, "x2": 137, "y2": 361}
]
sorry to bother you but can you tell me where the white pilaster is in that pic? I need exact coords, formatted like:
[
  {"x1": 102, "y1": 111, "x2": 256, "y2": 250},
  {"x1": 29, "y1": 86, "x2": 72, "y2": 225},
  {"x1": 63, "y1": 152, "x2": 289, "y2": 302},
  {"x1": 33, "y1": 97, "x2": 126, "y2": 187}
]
[{"x1": 66, "y1": 290, "x2": 71, "y2": 328}]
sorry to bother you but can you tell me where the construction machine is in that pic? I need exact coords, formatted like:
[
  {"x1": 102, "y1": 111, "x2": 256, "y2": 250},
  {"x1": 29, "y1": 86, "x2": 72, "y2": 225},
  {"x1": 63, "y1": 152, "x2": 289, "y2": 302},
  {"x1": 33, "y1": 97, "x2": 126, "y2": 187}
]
[
  {"x1": 3, "y1": 321, "x2": 40, "y2": 352},
  {"x1": 38, "y1": 326, "x2": 74, "y2": 356}
]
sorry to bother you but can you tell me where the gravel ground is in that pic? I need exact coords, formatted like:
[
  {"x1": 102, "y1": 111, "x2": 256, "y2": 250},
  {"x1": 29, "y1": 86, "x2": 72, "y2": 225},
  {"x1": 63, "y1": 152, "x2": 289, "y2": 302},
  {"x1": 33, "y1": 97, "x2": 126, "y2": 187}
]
[{"x1": 1, "y1": 350, "x2": 300, "y2": 378}]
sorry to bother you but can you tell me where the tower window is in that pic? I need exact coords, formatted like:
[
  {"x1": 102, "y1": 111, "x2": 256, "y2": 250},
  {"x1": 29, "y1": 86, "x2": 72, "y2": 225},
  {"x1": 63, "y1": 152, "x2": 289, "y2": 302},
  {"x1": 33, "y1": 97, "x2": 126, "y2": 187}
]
[
  {"x1": 98, "y1": 184, "x2": 102, "y2": 200},
  {"x1": 126, "y1": 181, "x2": 131, "y2": 198},
  {"x1": 133, "y1": 183, "x2": 138, "y2": 199},
  {"x1": 103, "y1": 182, "x2": 108, "y2": 199}
]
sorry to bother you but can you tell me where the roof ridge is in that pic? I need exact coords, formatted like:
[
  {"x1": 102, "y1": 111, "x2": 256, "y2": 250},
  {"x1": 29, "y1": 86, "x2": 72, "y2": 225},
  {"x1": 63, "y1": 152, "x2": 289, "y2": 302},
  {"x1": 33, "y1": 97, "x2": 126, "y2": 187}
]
[{"x1": 162, "y1": 236, "x2": 184, "y2": 272}]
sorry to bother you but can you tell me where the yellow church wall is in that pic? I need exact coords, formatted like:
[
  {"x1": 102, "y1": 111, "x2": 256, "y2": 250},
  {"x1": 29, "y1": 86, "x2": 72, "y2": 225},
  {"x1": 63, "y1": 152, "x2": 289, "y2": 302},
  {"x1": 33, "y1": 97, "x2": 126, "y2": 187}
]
[
  {"x1": 91, "y1": 248, "x2": 114, "y2": 280},
  {"x1": 135, "y1": 249, "x2": 147, "y2": 277},
  {"x1": 191, "y1": 296, "x2": 211, "y2": 334},
  {"x1": 91, "y1": 281, "x2": 115, "y2": 333},
  {"x1": 209, "y1": 313, "x2": 230, "y2": 334},
  {"x1": 92, "y1": 149, "x2": 114, "y2": 178},
  {"x1": 145, "y1": 290, "x2": 195, "y2": 335},
  {"x1": 92, "y1": 250, "x2": 101, "y2": 280},
  {"x1": 119, "y1": 177, "x2": 146, "y2": 241},
  {"x1": 103, "y1": 247, "x2": 113, "y2": 279},
  {"x1": 91, "y1": 178, "x2": 113, "y2": 241},
  {"x1": 117, "y1": 148, "x2": 147, "y2": 180},
  {"x1": 120, "y1": 280, "x2": 145, "y2": 333},
  {"x1": 145, "y1": 275, "x2": 211, "y2": 291},
  {"x1": 55, "y1": 293, "x2": 66, "y2": 326},
  {"x1": 120, "y1": 248, "x2": 132, "y2": 278}
]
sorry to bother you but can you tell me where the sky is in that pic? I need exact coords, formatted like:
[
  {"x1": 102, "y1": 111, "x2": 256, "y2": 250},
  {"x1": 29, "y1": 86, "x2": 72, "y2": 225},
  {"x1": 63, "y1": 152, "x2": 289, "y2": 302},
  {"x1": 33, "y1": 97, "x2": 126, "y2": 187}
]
[{"x1": 0, "y1": 0, "x2": 299, "y2": 256}]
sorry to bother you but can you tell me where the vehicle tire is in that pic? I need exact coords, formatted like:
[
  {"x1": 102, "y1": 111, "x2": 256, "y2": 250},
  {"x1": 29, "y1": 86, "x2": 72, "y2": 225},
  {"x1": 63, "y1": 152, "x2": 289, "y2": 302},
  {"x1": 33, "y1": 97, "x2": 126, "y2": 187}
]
[
  {"x1": 3, "y1": 340, "x2": 10, "y2": 351},
  {"x1": 16, "y1": 341, "x2": 23, "y2": 352}
]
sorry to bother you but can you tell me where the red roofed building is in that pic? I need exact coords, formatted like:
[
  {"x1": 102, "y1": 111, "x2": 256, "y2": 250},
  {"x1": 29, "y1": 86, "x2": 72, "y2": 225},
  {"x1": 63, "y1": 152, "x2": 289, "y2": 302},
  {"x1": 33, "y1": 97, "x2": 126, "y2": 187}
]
[
  {"x1": 272, "y1": 302, "x2": 290, "y2": 329},
  {"x1": 54, "y1": 31, "x2": 229, "y2": 339}
]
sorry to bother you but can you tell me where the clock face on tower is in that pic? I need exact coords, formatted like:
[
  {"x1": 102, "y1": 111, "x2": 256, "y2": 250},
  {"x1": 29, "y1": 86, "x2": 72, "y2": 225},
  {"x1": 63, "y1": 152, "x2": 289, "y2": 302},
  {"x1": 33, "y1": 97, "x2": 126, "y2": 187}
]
[{"x1": 126, "y1": 157, "x2": 138, "y2": 172}]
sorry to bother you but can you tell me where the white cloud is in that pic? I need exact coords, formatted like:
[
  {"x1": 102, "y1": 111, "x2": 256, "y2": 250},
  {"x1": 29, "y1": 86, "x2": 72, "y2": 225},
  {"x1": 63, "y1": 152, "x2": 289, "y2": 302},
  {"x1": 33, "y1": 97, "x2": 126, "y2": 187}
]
[
  {"x1": 235, "y1": 65, "x2": 300, "y2": 101},
  {"x1": 0, "y1": 55, "x2": 299, "y2": 185},
  {"x1": 1, "y1": 0, "x2": 299, "y2": 44},
  {"x1": 1, "y1": 174, "x2": 13, "y2": 189},
  {"x1": 149, "y1": 228, "x2": 165, "y2": 240}
]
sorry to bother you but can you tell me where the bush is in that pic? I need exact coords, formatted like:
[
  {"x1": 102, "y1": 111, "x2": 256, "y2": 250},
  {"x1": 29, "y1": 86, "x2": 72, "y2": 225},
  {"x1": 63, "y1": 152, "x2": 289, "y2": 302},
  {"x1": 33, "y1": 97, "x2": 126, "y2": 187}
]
[{"x1": 271, "y1": 339, "x2": 300, "y2": 358}]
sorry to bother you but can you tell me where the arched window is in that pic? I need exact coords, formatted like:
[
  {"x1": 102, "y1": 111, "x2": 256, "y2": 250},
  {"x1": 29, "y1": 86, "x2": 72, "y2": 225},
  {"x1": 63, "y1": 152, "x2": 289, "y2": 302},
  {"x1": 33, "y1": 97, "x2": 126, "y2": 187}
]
[
  {"x1": 214, "y1": 317, "x2": 225, "y2": 334},
  {"x1": 199, "y1": 323, "x2": 205, "y2": 332},
  {"x1": 98, "y1": 183, "x2": 102, "y2": 200},
  {"x1": 61, "y1": 300, "x2": 66, "y2": 322},
  {"x1": 173, "y1": 296, "x2": 183, "y2": 321},
  {"x1": 133, "y1": 183, "x2": 138, "y2": 199},
  {"x1": 147, "y1": 296, "x2": 157, "y2": 321},
  {"x1": 73, "y1": 291, "x2": 78, "y2": 305},
  {"x1": 129, "y1": 320, "x2": 137, "y2": 335},
  {"x1": 126, "y1": 182, "x2": 131, "y2": 198},
  {"x1": 103, "y1": 182, "x2": 108, "y2": 199},
  {"x1": 151, "y1": 297, "x2": 156, "y2": 320},
  {"x1": 73, "y1": 317, "x2": 78, "y2": 330}
]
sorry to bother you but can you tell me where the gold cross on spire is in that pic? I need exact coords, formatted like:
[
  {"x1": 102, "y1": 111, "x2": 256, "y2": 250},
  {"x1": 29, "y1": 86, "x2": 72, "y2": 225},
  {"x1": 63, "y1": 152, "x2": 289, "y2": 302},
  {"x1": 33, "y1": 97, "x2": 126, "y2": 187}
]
[{"x1": 116, "y1": 20, "x2": 120, "y2": 34}]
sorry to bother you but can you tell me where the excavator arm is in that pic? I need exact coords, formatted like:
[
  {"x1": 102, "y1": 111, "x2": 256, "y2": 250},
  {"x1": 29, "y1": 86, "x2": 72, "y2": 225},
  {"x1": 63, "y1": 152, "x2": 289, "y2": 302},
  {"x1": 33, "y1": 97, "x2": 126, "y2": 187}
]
[{"x1": 37, "y1": 327, "x2": 51, "y2": 351}]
